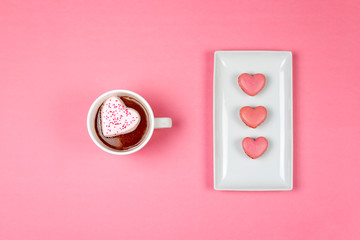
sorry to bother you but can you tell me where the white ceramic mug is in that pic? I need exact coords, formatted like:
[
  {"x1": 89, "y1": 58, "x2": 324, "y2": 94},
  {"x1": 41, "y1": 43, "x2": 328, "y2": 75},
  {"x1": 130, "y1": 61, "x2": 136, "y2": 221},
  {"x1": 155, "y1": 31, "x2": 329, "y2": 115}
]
[{"x1": 87, "y1": 90, "x2": 172, "y2": 155}]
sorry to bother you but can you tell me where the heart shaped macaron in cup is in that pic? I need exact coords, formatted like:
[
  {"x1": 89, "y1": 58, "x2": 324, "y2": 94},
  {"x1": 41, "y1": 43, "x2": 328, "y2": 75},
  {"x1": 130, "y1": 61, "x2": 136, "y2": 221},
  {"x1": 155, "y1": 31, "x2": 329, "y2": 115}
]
[
  {"x1": 240, "y1": 106, "x2": 267, "y2": 128},
  {"x1": 101, "y1": 96, "x2": 141, "y2": 137},
  {"x1": 242, "y1": 137, "x2": 268, "y2": 159},
  {"x1": 238, "y1": 73, "x2": 266, "y2": 96}
]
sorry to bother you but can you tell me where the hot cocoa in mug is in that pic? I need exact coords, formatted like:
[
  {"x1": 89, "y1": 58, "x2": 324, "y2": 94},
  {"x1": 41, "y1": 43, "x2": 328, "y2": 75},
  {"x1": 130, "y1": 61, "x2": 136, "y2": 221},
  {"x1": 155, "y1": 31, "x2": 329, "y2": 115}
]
[{"x1": 87, "y1": 90, "x2": 172, "y2": 155}]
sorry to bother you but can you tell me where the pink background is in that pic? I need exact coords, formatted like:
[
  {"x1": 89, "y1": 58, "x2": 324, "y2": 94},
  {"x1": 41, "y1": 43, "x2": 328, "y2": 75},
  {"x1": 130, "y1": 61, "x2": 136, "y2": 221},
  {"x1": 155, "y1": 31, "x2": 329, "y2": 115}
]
[{"x1": 1, "y1": 0, "x2": 359, "y2": 239}]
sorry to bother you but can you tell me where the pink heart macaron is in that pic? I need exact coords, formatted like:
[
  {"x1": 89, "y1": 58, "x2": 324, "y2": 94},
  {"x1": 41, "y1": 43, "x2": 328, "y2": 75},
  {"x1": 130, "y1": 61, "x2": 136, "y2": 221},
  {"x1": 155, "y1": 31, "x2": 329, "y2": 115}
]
[
  {"x1": 101, "y1": 96, "x2": 141, "y2": 137},
  {"x1": 238, "y1": 73, "x2": 266, "y2": 96},
  {"x1": 240, "y1": 106, "x2": 267, "y2": 128},
  {"x1": 242, "y1": 137, "x2": 268, "y2": 159}
]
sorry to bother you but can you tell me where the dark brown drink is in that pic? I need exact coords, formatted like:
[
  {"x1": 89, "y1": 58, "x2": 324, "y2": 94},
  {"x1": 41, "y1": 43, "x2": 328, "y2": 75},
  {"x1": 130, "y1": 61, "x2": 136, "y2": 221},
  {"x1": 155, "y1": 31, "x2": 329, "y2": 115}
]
[{"x1": 95, "y1": 96, "x2": 148, "y2": 150}]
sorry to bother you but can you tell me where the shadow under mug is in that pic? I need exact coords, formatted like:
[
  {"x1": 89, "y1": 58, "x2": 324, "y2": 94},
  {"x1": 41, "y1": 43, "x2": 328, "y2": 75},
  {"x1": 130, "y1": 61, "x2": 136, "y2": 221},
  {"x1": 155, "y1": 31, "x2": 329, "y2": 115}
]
[{"x1": 87, "y1": 90, "x2": 172, "y2": 155}]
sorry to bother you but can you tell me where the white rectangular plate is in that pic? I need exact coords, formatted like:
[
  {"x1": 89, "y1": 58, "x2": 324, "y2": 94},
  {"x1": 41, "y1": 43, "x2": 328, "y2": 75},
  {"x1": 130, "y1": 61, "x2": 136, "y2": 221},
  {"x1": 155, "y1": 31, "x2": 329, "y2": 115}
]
[{"x1": 213, "y1": 51, "x2": 293, "y2": 191}]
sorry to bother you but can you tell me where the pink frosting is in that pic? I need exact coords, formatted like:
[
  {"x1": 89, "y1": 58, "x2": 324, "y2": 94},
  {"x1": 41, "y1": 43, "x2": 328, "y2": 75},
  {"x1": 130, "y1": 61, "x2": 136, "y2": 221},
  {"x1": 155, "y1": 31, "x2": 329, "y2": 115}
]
[
  {"x1": 238, "y1": 73, "x2": 266, "y2": 96},
  {"x1": 240, "y1": 106, "x2": 267, "y2": 128},
  {"x1": 242, "y1": 137, "x2": 268, "y2": 159}
]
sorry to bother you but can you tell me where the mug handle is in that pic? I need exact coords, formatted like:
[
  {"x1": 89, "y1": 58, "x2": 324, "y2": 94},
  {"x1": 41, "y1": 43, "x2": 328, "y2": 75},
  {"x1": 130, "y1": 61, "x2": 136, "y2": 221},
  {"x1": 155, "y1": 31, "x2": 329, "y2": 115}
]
[{"x1": 154, "y1": 118, "x2": 172, "y2": 129}]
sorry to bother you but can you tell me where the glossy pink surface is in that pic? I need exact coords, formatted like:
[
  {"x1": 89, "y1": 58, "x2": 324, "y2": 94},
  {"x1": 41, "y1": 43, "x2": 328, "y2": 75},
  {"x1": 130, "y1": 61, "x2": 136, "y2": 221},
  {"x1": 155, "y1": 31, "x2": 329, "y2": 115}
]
[
  {"x1": 240, "y1": 106, "x2": 267, "y2": 128},
  {"x1": 1, "y1": 0, "x2": 360, "y2": 239},
  {"x1": 242, "y1": 137, "x2": 269, "y2": 159},
  {"x1": 238, "y1": 73, "x2": 266, "y2": 96}
]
